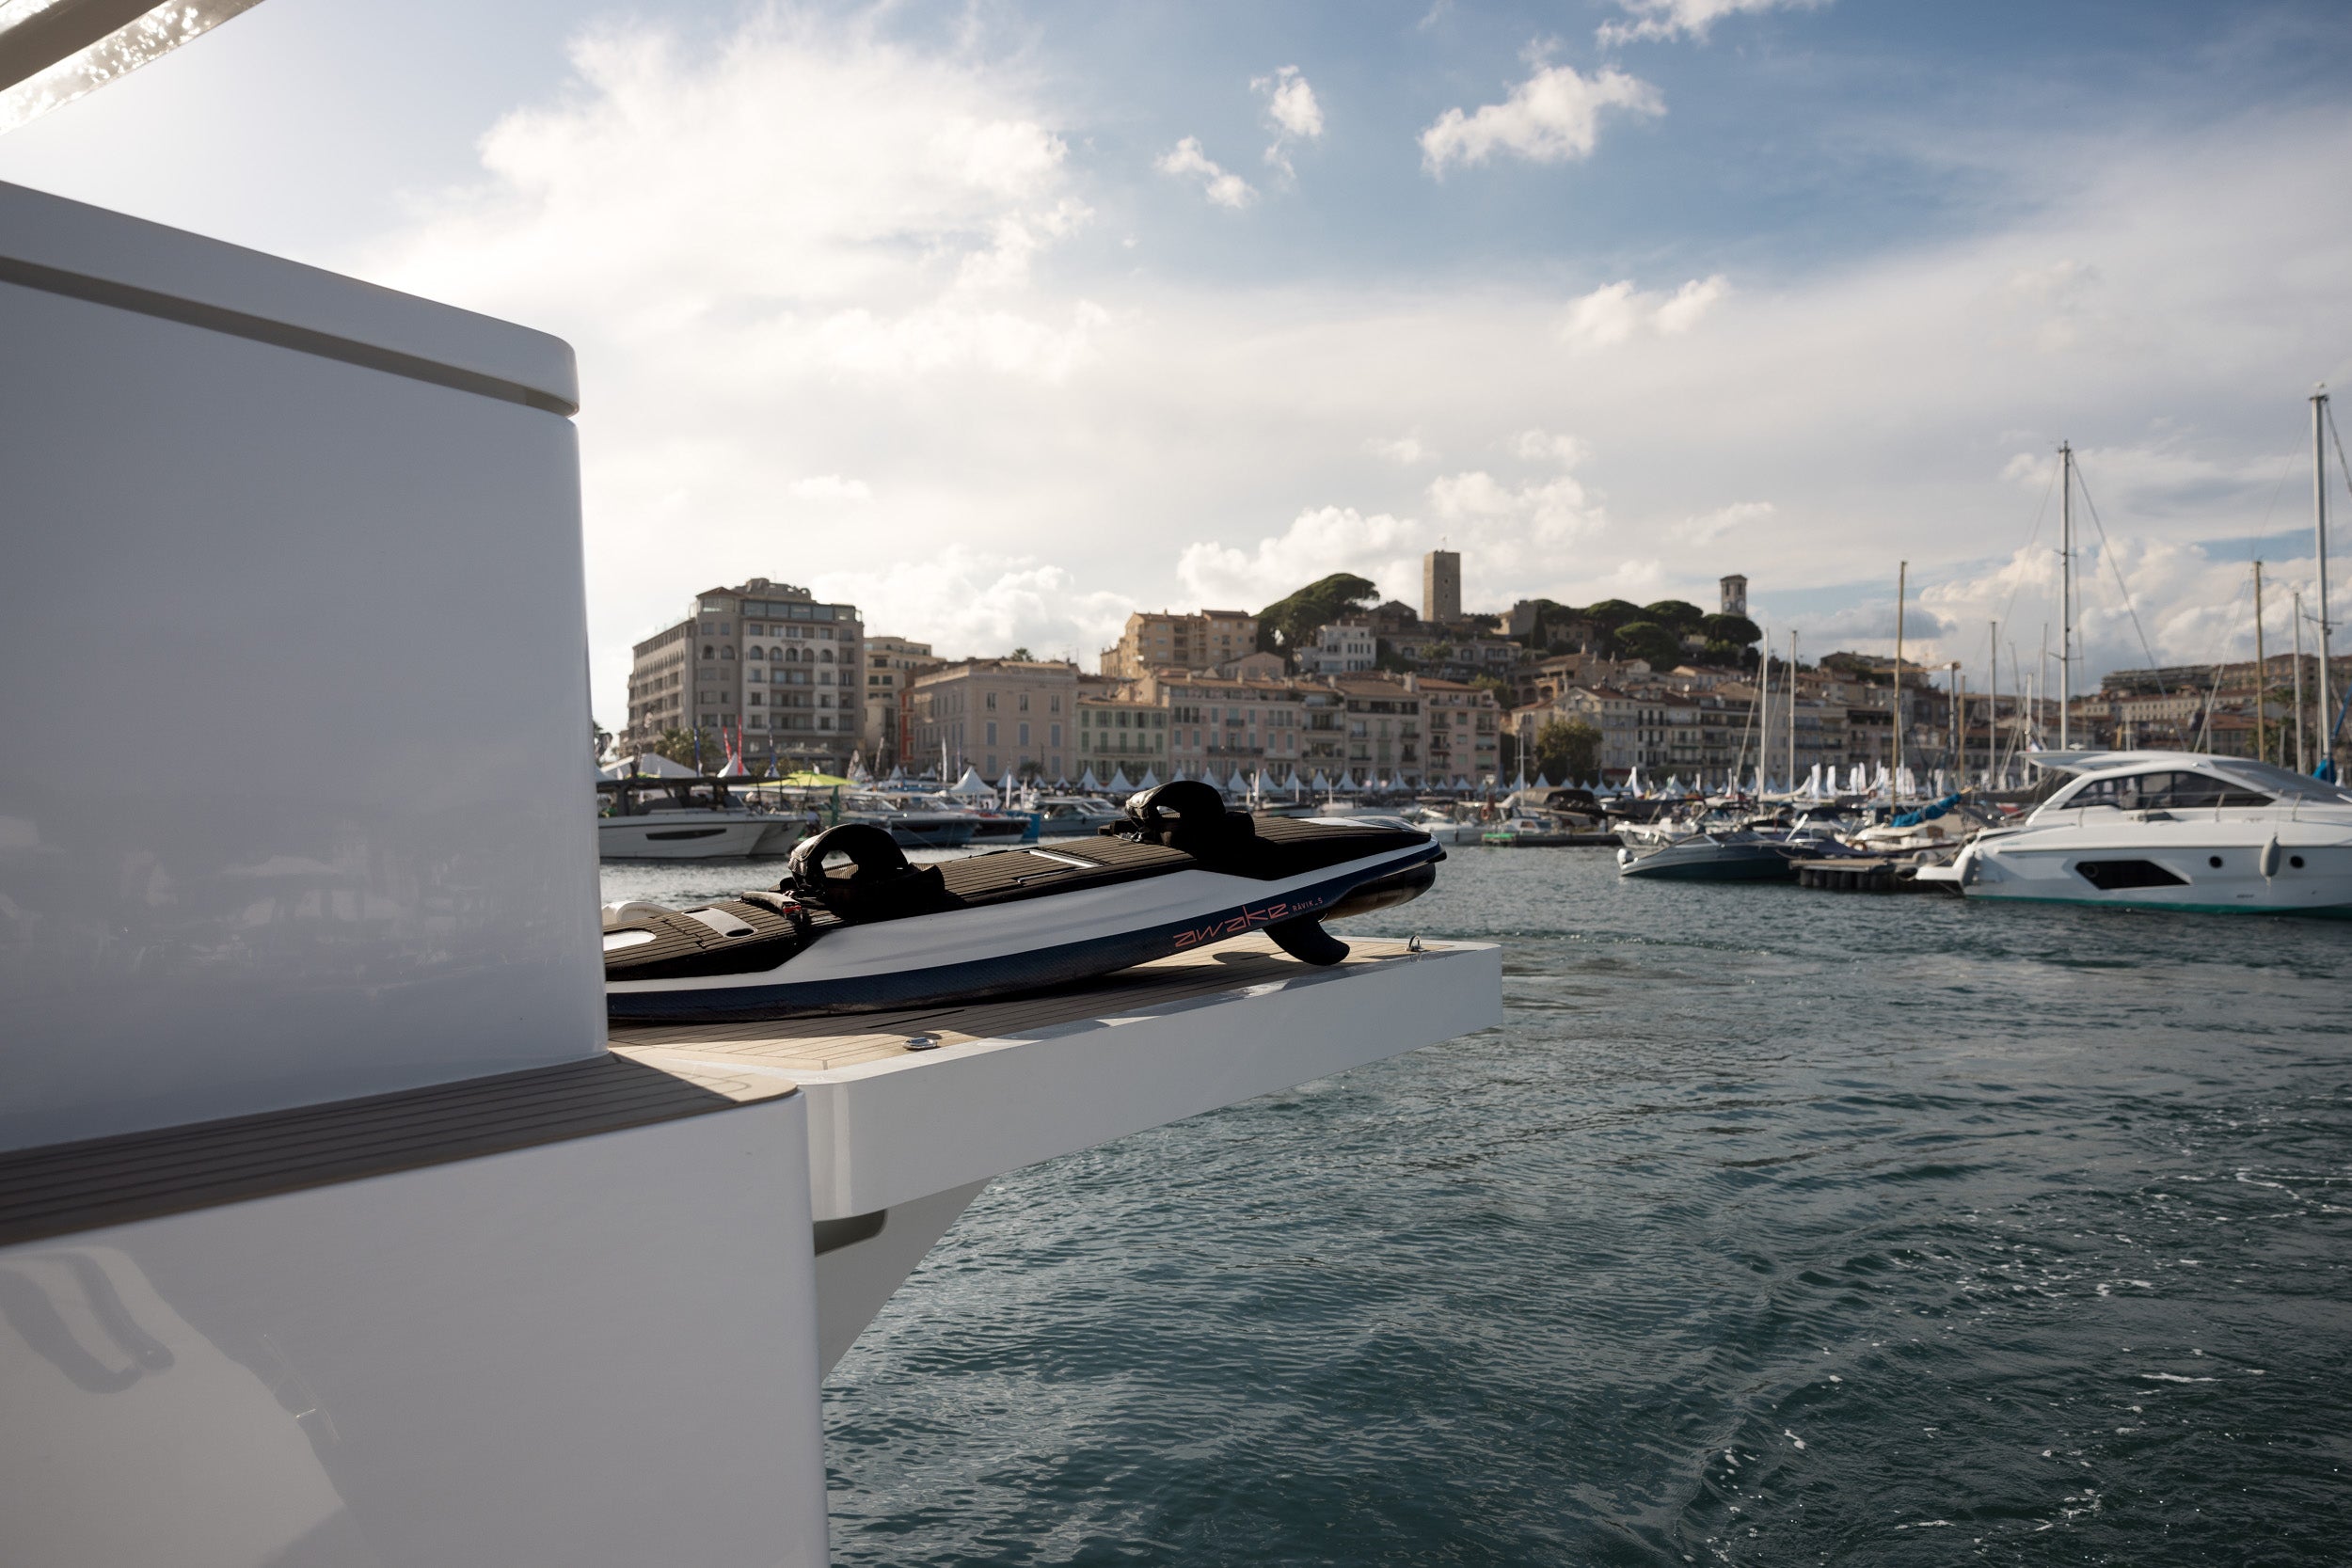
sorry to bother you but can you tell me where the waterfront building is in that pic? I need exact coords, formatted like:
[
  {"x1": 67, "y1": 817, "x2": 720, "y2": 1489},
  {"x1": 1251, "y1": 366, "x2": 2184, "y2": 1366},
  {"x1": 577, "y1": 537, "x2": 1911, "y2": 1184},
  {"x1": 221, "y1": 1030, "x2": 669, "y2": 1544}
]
[
  {"x1": 862, "y1": 635, "x2": 940, "y2": 770},
  {"x1": 1333, "y1": 675, "x2": 1423, "y2": 783},
  {"x1": 1415, "y1": 676, "x2": 1502, "y2": 781},
  {"x1": 1098, "y1": 609, "x2": 1259, "y2": 678},
  {"x1": 623, "y1": 578, "x2": 863, "y2": 771},
  {"x1": 1135, "y1": 672, "x2": 1309, "y2": 780},
  {"x1": 1075, "y1": 691, "x2": 1168, "y2": 781},
  {"x1": 906, "y1": 657, "x2": 1077, "y2": 781},
  {"x1": 1720, "y1": 575, "x2": 1748, "y2": 617}
]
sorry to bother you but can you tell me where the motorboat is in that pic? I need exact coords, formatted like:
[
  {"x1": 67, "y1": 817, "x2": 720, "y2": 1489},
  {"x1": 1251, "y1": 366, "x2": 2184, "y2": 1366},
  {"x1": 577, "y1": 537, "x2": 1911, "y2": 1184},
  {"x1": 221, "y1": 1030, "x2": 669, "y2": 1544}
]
[
  {"x1": 1615, "y1": 827, "x2": 1797, "y2": 880},
  {"x1": 832, "y1": 791, "x2": 980, "y2": 848},
  {"x1": 1919, "y1": 752, "x2": 2352, "y2": 914},
  {"x1": 605, "y1": 782, "x2": 1444, "y2": 1022},
  {"x1": 597, "y1": 776, "x2": 803, "y2": 861},
  {"x1": 1481, "y1": 815, "x2": 1612, "y2": 847},
  {"x1": 1029, "y1": 795, "x2": 1129, "y2": 836}
]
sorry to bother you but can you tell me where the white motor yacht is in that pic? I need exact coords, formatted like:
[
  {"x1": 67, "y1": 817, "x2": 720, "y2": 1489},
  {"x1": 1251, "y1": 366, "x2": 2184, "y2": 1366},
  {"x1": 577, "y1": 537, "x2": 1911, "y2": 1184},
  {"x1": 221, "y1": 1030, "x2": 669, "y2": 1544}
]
[
  {"x1": 598, "y1": 777, "x2": 803, "y2": 860},
  {"x1": 1923, "y1": 752, "x2": 2352, "y2": 915}
]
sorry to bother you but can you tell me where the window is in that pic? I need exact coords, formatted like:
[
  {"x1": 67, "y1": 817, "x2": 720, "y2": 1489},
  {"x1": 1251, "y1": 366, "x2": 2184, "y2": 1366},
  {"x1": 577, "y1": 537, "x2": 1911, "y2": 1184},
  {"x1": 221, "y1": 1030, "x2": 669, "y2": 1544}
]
[
  {"x1": 1050, "y1": 695, "x2": 1061, "y2": 713},
  {"x1": 722, "y1": 646, "x2": 735, "y2": 659},
  {"x1": 985, "y1": 692, "x2": 998, "y2": 710},
  {"x1": 750, "y1": 645, "x2": 765, "y2": 659},
  {"x1": 986, "y1": 721, "x2": 998, "y2": 744},
  {"x1": 702, "y1": 645, "x2": 714, "y2": 659},
  {"x1": 786, "y1": 645, "x2": 801, "y2": 662},
  {"x1": 2067, "y1": 771, "x2": 2270, "y2": 812},
  {"x1": 1050, "y1": 723, "x2": 1060, "y2": 745},
  {"x1": 1019, "y1": 693, "x2": 1030, "y2": 712},
  {"x1": 1018, "y1": 722, "x2": 1030, "y2": 745}
]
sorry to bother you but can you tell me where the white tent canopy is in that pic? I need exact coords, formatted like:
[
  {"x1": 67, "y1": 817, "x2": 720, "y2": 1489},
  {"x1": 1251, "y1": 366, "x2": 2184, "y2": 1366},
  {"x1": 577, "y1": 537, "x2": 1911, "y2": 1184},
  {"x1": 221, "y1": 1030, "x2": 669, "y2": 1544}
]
[
  {"x1": 602, "y1": 752, "x2": 699, "y2": 779},
  {"x1": 946, "y1": 767, "x2": 994, "y2": 798},
  {"x1": 1106, "y1": 767, "x2": 1134, "y2": 793},
  {"x1": 1077, "y1": 768, "x2": 1101, "y2": 791},
  {"x1": 1136, "y1": 768, "x2": 1160, "y2": 789}
]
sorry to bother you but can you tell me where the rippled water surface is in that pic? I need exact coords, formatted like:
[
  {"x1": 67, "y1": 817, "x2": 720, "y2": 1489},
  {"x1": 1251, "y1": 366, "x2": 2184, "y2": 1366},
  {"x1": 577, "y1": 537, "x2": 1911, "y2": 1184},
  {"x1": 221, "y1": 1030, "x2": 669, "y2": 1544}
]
[{"x1": 606, "y1": 849, "x2": 2352, "y2": 1564}]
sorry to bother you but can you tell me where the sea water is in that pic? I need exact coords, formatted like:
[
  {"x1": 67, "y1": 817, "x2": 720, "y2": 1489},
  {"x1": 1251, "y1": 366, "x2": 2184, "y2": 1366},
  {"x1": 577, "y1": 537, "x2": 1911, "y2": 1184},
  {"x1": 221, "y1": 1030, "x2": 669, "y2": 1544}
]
[{"x1": 602, "y1": 848, "x2": 2352, "y2": 1565}]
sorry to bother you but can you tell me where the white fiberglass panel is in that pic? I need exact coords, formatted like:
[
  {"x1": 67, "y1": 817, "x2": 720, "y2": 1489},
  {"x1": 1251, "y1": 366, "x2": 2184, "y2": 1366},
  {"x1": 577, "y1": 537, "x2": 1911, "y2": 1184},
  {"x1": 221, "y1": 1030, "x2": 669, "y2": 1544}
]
[
  {"x1": 0, "y1": 197, "x2": 602, "y2": 1149},
  {"x1": 0, "y1": 1100, "x2": 829, "y2": 1568}
]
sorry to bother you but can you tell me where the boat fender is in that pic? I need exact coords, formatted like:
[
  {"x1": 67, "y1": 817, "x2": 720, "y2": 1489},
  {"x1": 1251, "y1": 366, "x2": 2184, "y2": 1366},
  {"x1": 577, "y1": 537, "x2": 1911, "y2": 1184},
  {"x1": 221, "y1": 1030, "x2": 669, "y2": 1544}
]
[
  {"x1": 1265, "y1": 914, "x2": 1349, "y2": 966},
  {"x1": 2260, "y1": 836, "x2": 2282, "y2": 879},
  {"x1": 787, "y1": 822, "x2": 949, "y2": 921}
]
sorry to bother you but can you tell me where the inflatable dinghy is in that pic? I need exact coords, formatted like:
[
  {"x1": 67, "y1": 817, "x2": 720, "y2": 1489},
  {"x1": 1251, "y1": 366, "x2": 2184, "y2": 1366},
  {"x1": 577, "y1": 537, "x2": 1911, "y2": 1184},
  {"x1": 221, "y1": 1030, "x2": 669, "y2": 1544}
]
[{"x1": 604, "y1": 781, "x2": 1441, "y2": 1023}]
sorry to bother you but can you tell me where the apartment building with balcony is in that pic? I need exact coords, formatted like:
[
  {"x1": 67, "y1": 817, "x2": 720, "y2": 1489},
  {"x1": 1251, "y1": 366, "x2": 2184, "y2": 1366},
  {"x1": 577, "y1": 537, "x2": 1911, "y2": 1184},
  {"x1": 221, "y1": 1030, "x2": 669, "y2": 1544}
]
[
  {"x1": 622, "y1": 578, "x2": 863, "y2": 771},
  {"x1": 861, "y1": 635, "x2": 940, "y2": 770},
  {"x1": 1074, "y1": 692, "x2": 1168, "y2": 782},
  {"x1": 1098, "y1": 609, "x2": 1259, "y2": 679},
  {"x1": 906, "y1": 657, "x2": 1078, "y2": 781}
]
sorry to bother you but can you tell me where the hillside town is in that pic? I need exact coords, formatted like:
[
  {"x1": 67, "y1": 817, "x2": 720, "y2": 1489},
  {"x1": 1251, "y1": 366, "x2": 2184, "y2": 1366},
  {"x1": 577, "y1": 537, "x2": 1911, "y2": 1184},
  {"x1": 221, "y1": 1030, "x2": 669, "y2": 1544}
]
[{"x1": 612, "y1": 554, "x2": 2352, "y2": 787}]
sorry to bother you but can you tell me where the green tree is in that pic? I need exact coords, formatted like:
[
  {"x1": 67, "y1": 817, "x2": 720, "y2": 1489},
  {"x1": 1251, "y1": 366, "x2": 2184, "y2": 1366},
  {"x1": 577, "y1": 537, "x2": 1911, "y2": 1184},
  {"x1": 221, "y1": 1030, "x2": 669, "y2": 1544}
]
[
  {"x1": 1581, "y1": 598, "x2": 1644, "y2": 631},
  {"x1": 1256, "y1": 572, "x2": 1380, "y2": 655},
  {"x1": 592, "y1": 718, "x2": 613, "y2": 763},
  {"x1": 1612, "y1": 620, "x2": 1684, "y2": 667},
  {"x1": 1007, "y1": 646, "x2": 1034, "y2": 661},
  {"x1": 1699, "y1": 611, "x2": 1760, "y2": 647},
  {"x1": 1534, "y1": 718, "x2": 1601, "y2": 781},
  {"x1": 1643, "y1": 599, "x2": 1707, "y2": 632},
  {"x1": 1469, "y1": 673, "x2": 1514, "y2": 708}
]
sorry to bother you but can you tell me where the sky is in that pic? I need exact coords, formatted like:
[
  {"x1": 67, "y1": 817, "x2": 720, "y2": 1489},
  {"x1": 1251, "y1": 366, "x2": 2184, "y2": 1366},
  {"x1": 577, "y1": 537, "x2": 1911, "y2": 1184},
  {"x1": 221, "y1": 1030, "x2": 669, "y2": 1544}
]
[{"x1": 7, "y1": 0, "x2": 2352, "y2": 724}]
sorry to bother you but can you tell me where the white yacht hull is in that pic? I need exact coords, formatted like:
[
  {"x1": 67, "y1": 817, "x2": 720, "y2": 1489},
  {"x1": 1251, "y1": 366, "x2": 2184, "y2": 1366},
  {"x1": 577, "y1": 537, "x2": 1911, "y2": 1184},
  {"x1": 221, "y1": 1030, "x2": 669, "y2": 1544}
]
[
  {"x1": 1954, "y1": 817, "x2": 2352, "y2": 915},
  {"x1": 598, "y1": 814, "x2": 798, "y2": 861}
]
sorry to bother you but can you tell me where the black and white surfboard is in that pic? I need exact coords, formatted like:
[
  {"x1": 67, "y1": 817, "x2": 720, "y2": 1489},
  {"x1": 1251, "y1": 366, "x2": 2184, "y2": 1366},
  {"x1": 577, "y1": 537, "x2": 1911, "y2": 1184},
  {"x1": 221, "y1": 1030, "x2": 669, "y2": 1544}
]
[{"x1": 604, "y1": 782, "x2": 1442, "y2": 1023}]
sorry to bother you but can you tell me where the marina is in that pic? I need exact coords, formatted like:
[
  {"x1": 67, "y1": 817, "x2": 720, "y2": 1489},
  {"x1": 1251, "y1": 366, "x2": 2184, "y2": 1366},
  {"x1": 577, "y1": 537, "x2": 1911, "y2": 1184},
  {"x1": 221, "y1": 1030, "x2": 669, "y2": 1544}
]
[{"x1": 8, "y1": 2, "x2": 2352, "y2": 1564}]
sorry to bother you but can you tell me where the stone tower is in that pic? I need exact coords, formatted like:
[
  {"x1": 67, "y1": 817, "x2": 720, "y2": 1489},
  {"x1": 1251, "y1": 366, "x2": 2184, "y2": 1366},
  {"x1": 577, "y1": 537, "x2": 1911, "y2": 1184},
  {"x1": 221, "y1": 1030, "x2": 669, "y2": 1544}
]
[
  {"x1": 1719, "y1": 574, "x2": 1748, "y2": 617},
  {"x1": 1422, "y1": 548, "x2": 1461, "y2": 625}
]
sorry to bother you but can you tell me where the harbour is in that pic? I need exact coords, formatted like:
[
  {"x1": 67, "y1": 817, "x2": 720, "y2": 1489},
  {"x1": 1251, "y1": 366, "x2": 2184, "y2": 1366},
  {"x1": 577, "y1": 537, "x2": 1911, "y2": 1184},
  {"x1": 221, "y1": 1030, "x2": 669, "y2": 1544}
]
[
  {"x1": 779, "y1": 847, "x2": 2351, "y2": 1564},
  {"x1": 7, "y1": 2, "x2": 2352, "y2": 1564}
]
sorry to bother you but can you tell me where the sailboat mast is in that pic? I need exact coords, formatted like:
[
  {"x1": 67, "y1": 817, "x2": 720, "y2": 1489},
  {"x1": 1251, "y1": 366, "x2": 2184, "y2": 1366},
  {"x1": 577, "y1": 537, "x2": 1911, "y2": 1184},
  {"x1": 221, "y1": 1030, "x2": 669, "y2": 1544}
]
[
  {"x1": 2294, "y1": 588, "x2": 2309, "y2": 773},
  {"x1": 2059, "y1": 441, "x2": 2074, "y2": 751},
  {"x1": 2253, "y1": 562, "x2": 2266, "y2": 764},
  {"x1": 2314, "y1": 388, "x2": 2334, "y2": 777},
  {"x1": 1758, "y1": 633, "x2": 1772, "y2": 794},
  {"x1": 1788, "y1": 629, "x2": 1798, "y2": 792},
  {"x1": 1989, "y1": 621, "x2": 1998, "y2": 790},
  {"x1": 1893, "y1": 562, "x2": 1907, "y2": 798}
]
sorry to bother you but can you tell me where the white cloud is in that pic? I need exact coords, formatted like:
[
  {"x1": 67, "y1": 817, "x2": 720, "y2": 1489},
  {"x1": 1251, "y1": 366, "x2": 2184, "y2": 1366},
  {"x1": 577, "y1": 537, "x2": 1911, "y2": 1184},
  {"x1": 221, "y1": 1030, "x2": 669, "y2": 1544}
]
[
  {"x1": 1511, "y1": 429, "x2": 1588, "y2": 467},
  {"x1": 1367, "y1": 435, "x2": 1439, "y2": 465},
  {"x1": 1673, "y1": 499, "x2": 1775, "y2": 546},
  {"x1": 1156, "y1": 135, "x2": 1256, "y2": 208},
  {"x1": 1176, "y1": 506, "x2": 1423, "y2": 609},
  {"x1": 299, "y1": 7, "x2": 2352, "y2": 719},
  {"x1": 1597, "y1": 0, "x2": 1826, "y2": 46},
  {"x1": 1559, "y1": 275, "x2": 1729, "y2": 348},
  {"x1": 1254, "y1": 65, "x2": 1325, "y2": 174},
  {"x1": 1420, "y1": 60, "x2": 1663, "y2": 174},
  {"x1": 812, "y1": 549, "x2": 1132, "y2": 664},
  {"x1": 787, "y1": 474, "x2": 873, "y2": 502}
]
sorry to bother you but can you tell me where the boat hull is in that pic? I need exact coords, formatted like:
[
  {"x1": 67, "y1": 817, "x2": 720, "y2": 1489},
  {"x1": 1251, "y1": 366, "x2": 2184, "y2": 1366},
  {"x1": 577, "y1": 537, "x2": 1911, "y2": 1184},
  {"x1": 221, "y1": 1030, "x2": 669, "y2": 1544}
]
[
  {"x1": 599, "y1": 815, "x2": 785, "y2": 861},
  {"x1": 1616, "y1": 842, "x2": 1794, "y2": 880},
  {"x1": 1954, "y1": 826, "x2": 2352, "y2": 916}
]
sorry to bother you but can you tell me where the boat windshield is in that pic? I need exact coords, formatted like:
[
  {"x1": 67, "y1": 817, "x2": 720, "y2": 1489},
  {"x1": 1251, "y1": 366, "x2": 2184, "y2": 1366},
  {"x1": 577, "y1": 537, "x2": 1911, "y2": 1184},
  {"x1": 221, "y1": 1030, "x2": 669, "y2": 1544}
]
[
  {"x1": 2204, "y1": 759, "x2": 2352, "y2": 804},
  {"x1": 2060, "y1": 769, "x2": 2274, "y2": 812}
]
